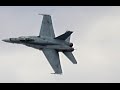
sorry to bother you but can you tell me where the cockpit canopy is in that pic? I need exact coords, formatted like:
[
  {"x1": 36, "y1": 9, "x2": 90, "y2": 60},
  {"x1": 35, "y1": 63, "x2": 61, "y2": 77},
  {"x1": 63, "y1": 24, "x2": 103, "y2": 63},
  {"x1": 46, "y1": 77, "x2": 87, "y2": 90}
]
[
  {"x1": 18, "y1": 36, "x2": 28, "y2": 39},
  {"x1": 18, "y1": 36, "x2": 34, "y2": 41}
]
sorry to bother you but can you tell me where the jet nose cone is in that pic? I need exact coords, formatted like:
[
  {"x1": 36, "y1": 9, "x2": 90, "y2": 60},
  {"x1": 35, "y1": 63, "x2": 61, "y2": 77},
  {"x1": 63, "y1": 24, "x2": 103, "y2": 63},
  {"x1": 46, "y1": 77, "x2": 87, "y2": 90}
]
[{"x1": 2, "y1": 39, "x2": 10, "y2": 42}]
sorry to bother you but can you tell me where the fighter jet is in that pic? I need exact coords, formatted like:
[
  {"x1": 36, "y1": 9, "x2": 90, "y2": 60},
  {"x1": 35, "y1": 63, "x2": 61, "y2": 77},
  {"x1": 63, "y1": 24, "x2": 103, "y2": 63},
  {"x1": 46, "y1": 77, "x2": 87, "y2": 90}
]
[{"x1": 2, "y1": 14, "x2": 77, "y2": 74}]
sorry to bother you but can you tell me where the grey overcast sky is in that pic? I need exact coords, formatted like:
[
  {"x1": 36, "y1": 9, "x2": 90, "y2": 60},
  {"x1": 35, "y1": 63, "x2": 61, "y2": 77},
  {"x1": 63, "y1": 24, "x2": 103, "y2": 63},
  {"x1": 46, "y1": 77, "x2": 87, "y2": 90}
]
[{"x1": 0, "y1": 6, "x2": 120, "y2": 83}]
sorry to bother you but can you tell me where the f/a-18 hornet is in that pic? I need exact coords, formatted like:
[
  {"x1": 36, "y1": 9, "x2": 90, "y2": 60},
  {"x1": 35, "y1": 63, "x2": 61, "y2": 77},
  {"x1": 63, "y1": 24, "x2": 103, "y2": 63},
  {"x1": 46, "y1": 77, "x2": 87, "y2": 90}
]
[{"x1": 2, "y1": 14, "x2": 77, "y2": 74}]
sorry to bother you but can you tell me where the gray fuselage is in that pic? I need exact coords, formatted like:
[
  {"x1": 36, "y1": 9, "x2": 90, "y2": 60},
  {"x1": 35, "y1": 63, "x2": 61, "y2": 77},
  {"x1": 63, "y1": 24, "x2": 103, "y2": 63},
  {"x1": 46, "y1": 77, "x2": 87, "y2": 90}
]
[{"x1": 3, "y1": 36, "x2": 74, "y2": 52}]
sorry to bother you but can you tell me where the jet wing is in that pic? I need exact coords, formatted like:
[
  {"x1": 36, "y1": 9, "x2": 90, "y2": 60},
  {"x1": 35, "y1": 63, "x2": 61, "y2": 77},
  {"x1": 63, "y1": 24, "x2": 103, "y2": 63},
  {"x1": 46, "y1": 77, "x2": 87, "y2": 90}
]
[
  {"x1": 39, "y1": 15, "x2": 55, "y2": 38},
  {"x1": 42, "y1": 49, "x2": 62, "y2": 74}
]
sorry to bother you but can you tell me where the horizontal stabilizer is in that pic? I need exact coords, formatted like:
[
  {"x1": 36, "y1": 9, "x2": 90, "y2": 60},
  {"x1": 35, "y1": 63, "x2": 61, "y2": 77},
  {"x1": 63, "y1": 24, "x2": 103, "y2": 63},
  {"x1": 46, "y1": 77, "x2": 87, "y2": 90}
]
[
  {"x1": 55, "y1": 31, "x2": 73, "y2": 40},
  {"x1": 63, "y1": 52, "x2": 77, "y2": 64}
]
